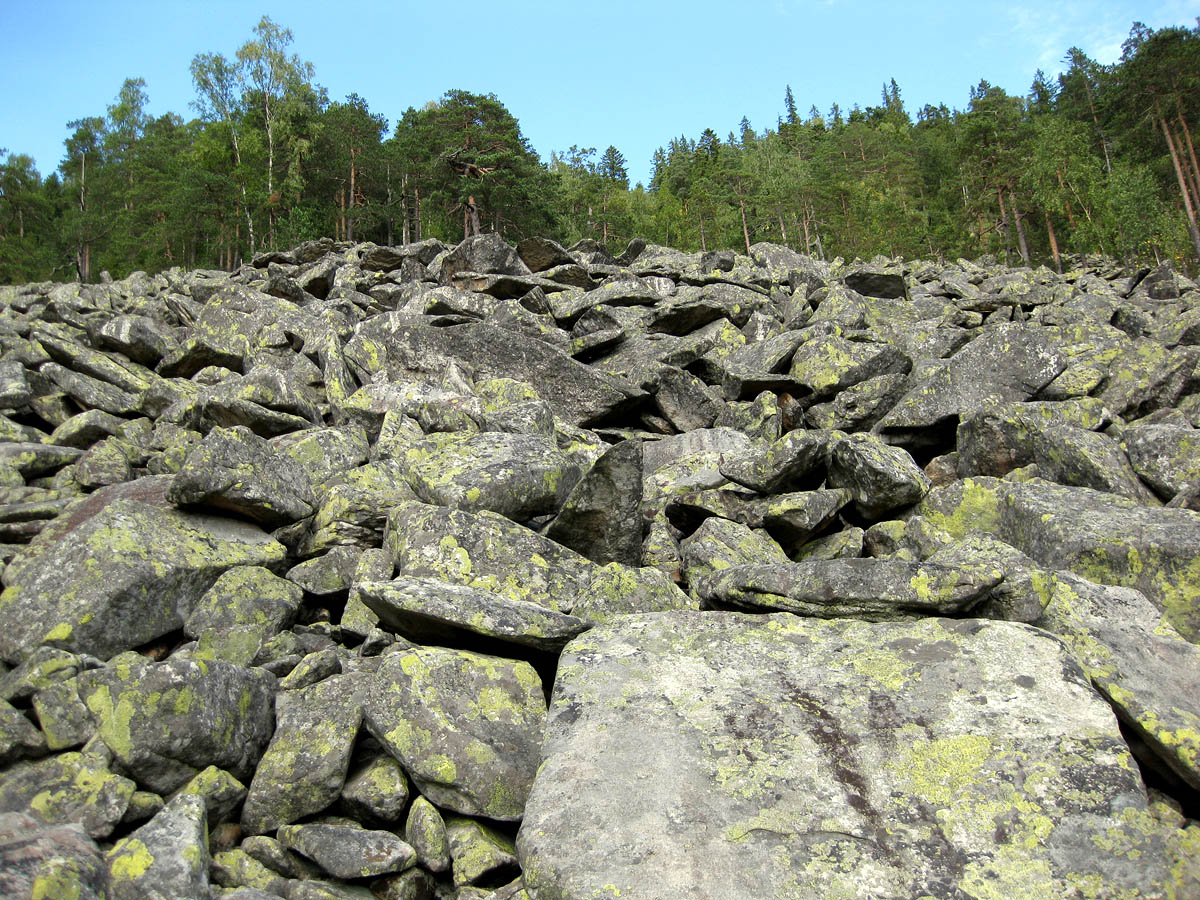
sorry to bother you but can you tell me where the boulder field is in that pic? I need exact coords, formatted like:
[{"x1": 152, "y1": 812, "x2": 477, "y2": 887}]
[{"x1": 0, "y1": 233, "x2": 1198, "y2": 898}]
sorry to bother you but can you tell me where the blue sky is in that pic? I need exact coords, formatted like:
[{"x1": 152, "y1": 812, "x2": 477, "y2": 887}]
[{"x1": 1, "y1": 0, "x2": 1195, "y2": 188}]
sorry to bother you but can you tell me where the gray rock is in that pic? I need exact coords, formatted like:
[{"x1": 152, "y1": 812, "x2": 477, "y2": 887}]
[
  {"x1": 827, "y1": 432, "x2": 931, "y2": 518},
  {"x1": 0, "y1": 811, "x2": 108, "y2": 900},
  {"x1": 340, "y1": 753, "x2": 409, "y2": 824},
  {"x1": 168, "y1": 425, "x2": 316, "y2": 527},
  {"x1": 405, "y1": 795, "x2": 451, "y2": 873},
  {"x1": 519, "y1": 612, "x2": 1187, "y2": 900},
  {"x1": 399, "y1": 431, "x2": 581, "y2": 521},
  {"x1": 78, "y1": 656, "x2": 275, "y2": 794},
  {"x1": 107, "y1": 792, "x2": 209, "y2": 900},
  {"x1": 356, "y1": 577, "x2": 589, "y2": 652},
  {"x1": 446, "y1": 816, "x2": 519, "y2": 887},
  {"x1": 788, "y1": 334, "x2": 910, "y2": 399},
  {"x1": 0, "y1": 748, "x2": 136, "y2": 838},
  {"x1": 1121, "y1": 422, "x2": 1200, "y2": 501},
  {"x1": 544, "y1": 439, "x2": 644, "y2": 566},
  {"x1": 718, "y1": 429, "x2": 834, "y2": 494},
  {"x1": 0, "y1": 477, "x2": 286, "y2": 663},
  {"x1": 241, "y1": 673, "x2": 361, "y2": 834},
  {"x1": 363, "y1": 646, "x2": 546, "y2": 820},
  {"x1": 279, "y1": 822, "x2": 416, "y2": 880}
]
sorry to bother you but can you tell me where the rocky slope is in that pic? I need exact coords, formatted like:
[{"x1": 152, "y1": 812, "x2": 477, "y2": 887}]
[{"x1": 0, "y1": 234, "x2": 1198, "y2": 899}]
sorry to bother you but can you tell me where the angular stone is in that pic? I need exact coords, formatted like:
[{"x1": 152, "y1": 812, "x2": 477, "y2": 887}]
[
  {"x1": 571, "y1": 562, "x2": 699, "y2": 624},
  {"x1": 172, "y1": 765, "x2": 245, "y2": 826},
  {"x1": 241, "y1": 673, "x2": 361, "y2": 834},
  {"x1": 1121, "y1": 423, "x2": 1200, "y2": 502},
  {"x1": 106, "y1": 792, "x2": 209, "y2": 900},
  {"x1": 386, "y1": 503, "x2": 597, "y2": 614},
  {"x1": 446, "y1": 816, "x2": 519, "y2": 888},
  {"x1": 279, "y1": 822, "x2": 416, "y2": 880},
  {"x1": 0, "y1": 477, "x2": 286, "y2": 663},
  {"x1": 718, "y1": 430, "x2": 833, "y2": 494},
  {"x1": 363, "y1": 647, "x2": 546, "y2": 821},
  {"x1": 788, "y1": 334, "x2": 910, "y2": 399},
  {"x1": 544, "y1": 439, "x2": 643, "y2": 566},
  {"x1": 917, "y1": 477, "x2": 1200, "y2": 641},
  {"x1": 694, "y1": 557, "x2": 999, "y2": 617},
  {"x1": 356, "y1": 577, "x2": 589, "y2": 652},
  {"x1": 0, "y1": 812, "x2": 108, "y2": 900},
  {"x1": 168, "y1": 425, "x2": 316, "y2": 527},
  {"x1": 399, "y1": 431, "x2": 581, "y2": 521},
  {"x1": 78, "y1": 656, "x2": 275, "y2": 794},
  {"x1": 0, "y1": 699, "x2": 45, "y2": 765},
  {"x1": 519, "y1": 612, "x2": 1185, "y2": 900},
  {"x1": 679, "y1": 517, "x2": 789, "y2": 592},
  {"x1": 341, "y1": 753, "x2": 410, "y2": 824},
  {"x1": 0, "y1": 749, "x2": 136, "y2": 838},
  {"x1": 827, "y1": 432, "x2": 931, "y2": 518}
]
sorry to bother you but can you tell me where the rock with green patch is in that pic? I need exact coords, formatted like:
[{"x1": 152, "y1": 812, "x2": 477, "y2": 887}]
[
  {"x1": 543, "y1": 439, "x2": 643, "y2": 566},
  {"x1": 0, "y1": 811, "x2": 108, "y2": 900},
  {"x1": 827, "y1": 432, "x2": 931, "y2": 518},
  {"x1": 271, "y1": 424, "x2": 371, "y2": 487},
  {"x1": 405, "y1": 795, "x2": 451, "y2": 873},
  {"x1": 184, "y1": 565, "x2": 302, "y2": 665},
  {"x1": 356, "y1": 577, "x2": 588, "y2": 652},
  {"x1": 167, "y1": 425, "x2": 316, "y2": 527},
  {"x1": 399, "y1": 431, "x2": 581, "y2": 521},
  {"x1": 717, "y1": 429, "x2": 834, "y2": 494},
  {"x1": 0, "y1": 476, "x2": 286, "y2": 663},
  {"x1": 667, "y1": 487, "x2": 849, "y2": 553},
  {"x1": 241, "y1": 833, "x2": 322, "y2": 880},
  {"x1": 925, "y1": 533, "x2": 1055, "y2": 623},
  {"x1": 876, "y1": 323, "x2": 1066, "y2": 445},
  {"x1": 0, "y1": 442, "x2": 82, "y2": 479},
  {"x1": 1031, "y1": 570, "x2": 1200, "y2": 792},
  {"x1": 788, "y1": 334, "x2": 910, "y2": 400},
  {"x1": 0, "y1": 646, "x2": 85, "y2": 702},
  {"x1": 363, "y1": 646, "x2": 547, "y2": 821},
  {"x1": 340, "y1": 753, "x2": 410, "y2": 824},
  {"x1": 694, "y1": 557, "x2": 999, "y2": 618},
  {"x1": 31, "y1": 677, "x2": 94, "y2": 751},
  {"x1": 679, "y1": 517, "x2": 790, "y2": 597},
  {"x1": 386, "y1": 502, "x2": 597, "y2": 614},
  {"x1": 371, "y1": 867, "x2": 438, "y2": 900},
  {"x1": 957, "y1": 404, "x2": 1154, "y2": 502},
  {"x1": 286, "y1": 545, "x2": 362, "y2": 596},
  {"x1": 279, "y1": 821, "x2": 417, "y2": 880},
  {"x1": 1120, "y1": 422, "x2": 1200, "y2": 502},
  {"x1": 241, "y1": 672, "x2": 362, "y2": 835},
  {"x1": 299, "y1": 461, "x2": 419, "y2": 556},
  {"x1": 1095, "y1": 338, "x2": 1197, "y2": 419},
  {"x1": 78, "y1": 656, "x2": 275, "y2": 794},
  {"x1": 916, "y1": 476, "x2": 1200, "y2": 641},
  {"x1": 0, "y1": 748, "x2": 136, "y2": 838},
  {"x1": 170, "y1": 765, "x2": 245, "y2": 826},
  {"x1": 106, "y1": 791, "x2": 209, "y2": 900},
  {"x1": 446, "y1": 816, "x2": 519, "y2": 888},
  {"x1": 210, "y1": 847, "x2": 291, "y2": 894},
  {"x1": 0, "y1": 698, "x2": 45, "y2": 765},
  {"x1": 519, "y1": 611, "x2": 1188, "y2": 900},
  {"x1": 572, "y1": 562, "x2": 699, "y2": 624},
  {"x1": 278, "y1": 648, "x2": 341, "y2": 691}
]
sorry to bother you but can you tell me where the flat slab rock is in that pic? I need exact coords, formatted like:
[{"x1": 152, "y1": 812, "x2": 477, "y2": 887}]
[{"x1": 519, "y1": 611, "x2": 1188, "y2": 900}]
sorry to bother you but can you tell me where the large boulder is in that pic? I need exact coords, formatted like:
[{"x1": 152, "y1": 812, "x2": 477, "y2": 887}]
[
  {"x1": 0, "y1": 478, "x2": 287, "y2": 663},
  {"x1": 519, "y1": 611, "x2": 1192, "y2": 900}
]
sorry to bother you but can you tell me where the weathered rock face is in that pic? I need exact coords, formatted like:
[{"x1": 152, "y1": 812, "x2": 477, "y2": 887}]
[{"x1": 0, "y1": 237, "x2": 1199, "y2": 899}]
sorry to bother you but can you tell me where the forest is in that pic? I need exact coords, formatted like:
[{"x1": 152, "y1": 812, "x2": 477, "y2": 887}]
[{"x1": 0, "y1": 17, "x2": 1198, "y2": 284}]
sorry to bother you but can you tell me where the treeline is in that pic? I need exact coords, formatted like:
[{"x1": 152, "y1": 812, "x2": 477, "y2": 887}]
[{"x1": 0, "y1": 17, "x2": 1198, "y2": 283}]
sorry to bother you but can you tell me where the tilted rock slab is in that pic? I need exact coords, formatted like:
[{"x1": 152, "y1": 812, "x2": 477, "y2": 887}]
[{"x1": 519, "y1": 611, "x2": 1192, "y2": 900}]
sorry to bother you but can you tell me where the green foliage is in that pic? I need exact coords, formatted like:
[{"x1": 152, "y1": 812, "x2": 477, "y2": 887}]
[{"x1": 3, "y1": 17, "x2": 1198, "y2": 284}]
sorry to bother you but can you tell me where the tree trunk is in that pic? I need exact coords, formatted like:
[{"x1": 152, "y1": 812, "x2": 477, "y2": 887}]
[
  {"x1": 738, "y1": 197, "x2": 752, "y2": 255},
  {"x1": 777, "y1": 210, "x2": 788, "y2": 245},
  {"x1": 1160, "y1": 112, "x2": 1200, "y2": 262},
  {"x1": 1176, "y1": 115, "x2": 1200, "y2": 215},
  {"x1": 996, "y1": 188, "x2": 1012, "y2": 264},
  {"x1": 1009, "y1": 190, "x2": 1031, "y2": 267},
  {"x1": 699, "y1": 213, "x2": 707, "y2": 253},
  {"x1": 1045, "y1": 210, "x2": 1062, "y2": 274},
  {"x1": 347, "y1": 150, "x2": 357, "y2": 243},
  {"x1": 414, "y1": 188, "x2": 421, "y2": 241}
]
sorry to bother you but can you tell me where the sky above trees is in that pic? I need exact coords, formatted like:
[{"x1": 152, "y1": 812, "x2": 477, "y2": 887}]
[{"x1": 2, "y1": 0, "x2": 1194, "y2": 186}]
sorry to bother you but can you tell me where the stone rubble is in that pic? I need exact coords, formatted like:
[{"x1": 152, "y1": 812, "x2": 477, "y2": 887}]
[{"x1": 0, "y1": 233, "x2": 1197, "y2": 898}]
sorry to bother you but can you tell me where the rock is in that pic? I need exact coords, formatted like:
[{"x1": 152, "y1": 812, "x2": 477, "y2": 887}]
[
  {"x1": 694, "y1": 557, "x2": 999, "y2": 617},
  {"x1": 718, "y1": 430, "x2": 832, "y2": 494},
  {"x1": 446, "y1": 816, "x2": 519, "y2": 887},
  {"x1": 172, "y1": 765, "x2": 245, "y2": 825},
  {"x1": 519, "y1": 611, "x2": 1187, "y2": 899},
  {"x1": 241, "y1": 673, "x2": 361, "y2": 834},
  {"x1": 168, "y1": 425, "x2": 316, "y2": 527},
  {"x1": 106, "y1": 792, "x2": 209, "y2": 900},
  {"x1": 279, "y1": 822, "x2": 417, "y2": 880},
  {"x1": 0, "y1": 477, "x2": 286, "y2": 663},
  {"x1": 543, "y1": 439, "x2": 643, "y2": 566},
  {"x1": 1120, "y1": 422, "x2": 1200, "y2": 501},
  {"x1": 340, "y1": 753, "x2": 409, "y2": 824},
  {"x1": 788, "y1": 334, "x2": 910, "y2": 399},
  {"x1": 185, "y1": 565, "x2": 302, "y2": 665},
  {"x1": 0, "y1": 748, "x2": 136, "y2": 838},
  {"x1": 405, "y1": 795, "x2": 451, "y2": 873},
  {"x1": 917, "y1": 477, "x2": 1200, "y2": 641},
  {"x1": 826, "y1": 432, "x2": 931, "y2": 518},
  {"x1": 0, "y1": 812, "x2": 108, "y2": 900},
  {"x1": 399, "y1": 431, "x2": 581, "y2": 521},
  {"x1": 363, "y1": 646, "x2": 546, "y2": 821},
  {"x1": 78, "y1": 656, "x2": 275, "y2": 794},
  {"x1": 356, "y1": 577, "x2": 589, "y2": 652}
]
